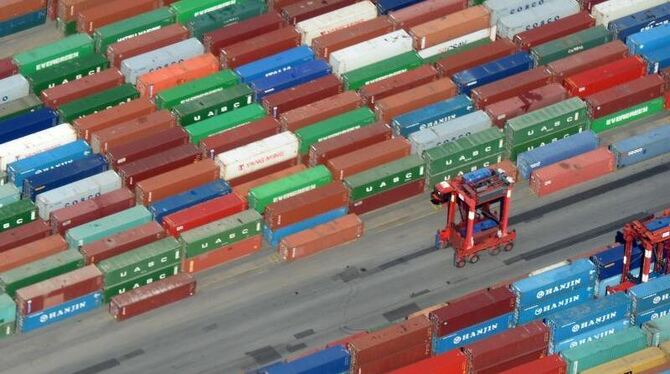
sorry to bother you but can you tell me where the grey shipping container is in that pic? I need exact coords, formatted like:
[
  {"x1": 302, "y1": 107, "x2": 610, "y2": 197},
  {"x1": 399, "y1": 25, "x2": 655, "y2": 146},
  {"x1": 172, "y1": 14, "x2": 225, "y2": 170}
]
[
  {"x1": 408, "y1": 110, "x2": 492, "y2": 155},
  {"x1": 610, "y1": 125, "x2": 670, "y2": 168},
  {"x1": 496, "y1": 0, "x2": 581, "y2": 40},
  {"x1": 120, "y1": 38, "x2": 205, "y2": 84},
  {"x1": 484, "y1": 0, "x2": 551, "y2": 25},
  {"x1": 0, "y1": 75, "x2": 30, "y2": 105}
]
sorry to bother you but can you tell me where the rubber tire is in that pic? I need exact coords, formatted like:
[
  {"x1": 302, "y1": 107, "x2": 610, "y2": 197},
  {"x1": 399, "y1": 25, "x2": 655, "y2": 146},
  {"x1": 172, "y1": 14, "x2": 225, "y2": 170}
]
[
  {"x1": 469, "y1": 255, "x2": 480, "y2": 264},
  {"x1": 503, "y1": 242, "x2": 514, "y2": 252},
  {"x1": 454, "y1": 257, "x2": 466, "y2": 268},
  {"x1": 490, "y1": 247, "x2": 501, "y2": 256}
]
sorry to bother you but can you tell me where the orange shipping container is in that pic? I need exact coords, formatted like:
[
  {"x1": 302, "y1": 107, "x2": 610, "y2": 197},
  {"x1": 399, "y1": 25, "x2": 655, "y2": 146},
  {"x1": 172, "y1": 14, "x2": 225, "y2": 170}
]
[
  {"x1": 134, "y1": 159, "x2": 219, "y2": 205},
  {"x1": 408, "y1": 6, "x2": 490, "y2": 50},
  {"x1": 374, "y1": 77, "x2": 456, "y2": 124},
  {"x1": 279, "y1": 214, "x2": 363, "y2": 262},
  {"x1": 136, "y1": 54, "x2": 220, "y2": 99},
  {"x1": 77, "y1": 0, "x2": 160, "y2": 34},
  {"x1": 181, "y1": 235, "x2": 262, "y2": 273},
  {"x1": 0, "y1": 235, "x2": 68, "y2": 272},
  {"x1": 326, "y1": 138, "x2": 411, "y2": 180},
  {"x1": 72, "y1": 97, "x2": 156, "y2": 141}
]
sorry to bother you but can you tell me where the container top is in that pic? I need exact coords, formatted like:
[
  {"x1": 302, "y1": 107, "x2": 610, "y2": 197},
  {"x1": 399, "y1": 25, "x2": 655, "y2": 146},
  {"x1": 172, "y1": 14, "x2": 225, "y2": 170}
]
[
  {"x1": 266, "y1": 345, "x2": 350, "y2": 373},
  {"x1": 249, "y1": 166, "x2": 333, "y2": 201},
  {"x1": 179, "y1": 209, "x2": 262, "y2": 242},
  {"x1": 611, "y1": 125, "x2": 670, "y2": 153},
  {"x1": 590, "y1": 243, "x2": 642, "y2": 268},
  {"x1": 517, "y1": 130, "x2": 599, "y2": 163},
  {"x1": 561, "y1": 327, "x2": 646, "y2": 361},
  {"x1": 512, "y1": 258, "x2": 596, "y2": 294},
  {"x1": 628, "y1": 274, "x2": 670, "y2": 299},
  {"x1": 0, "y1": 250, "x2": 83, "y2": 285},
  {"x1": 506, "y1": 97, "x2": 587, "y2": 131},
  {"x1": 15, "y1": 264, "x2": 102, "y2": 300},
  {"x1": 544, "y1": 292, "x2": 631, "y2": 327},
  {"x1": 344, "y1": 154, "x2": 424, "y2": 187},
  {"x1": 96, "y1": 237, "x2": 181, "y2": 273}
]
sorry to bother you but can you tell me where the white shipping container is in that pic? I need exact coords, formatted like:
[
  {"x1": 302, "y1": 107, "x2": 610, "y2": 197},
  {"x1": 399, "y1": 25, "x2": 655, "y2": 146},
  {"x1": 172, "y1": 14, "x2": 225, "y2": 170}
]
[
  {"x1": 409, "y1": 111, "x2": 492, "y2": 155},
  {"x1": 484, "y1": 0, "x2": 554, "y2": 25},
  {"x1": 593, "y1": 0, "x2": 668, "y2": 27},
  {"x1": 120, "y1": 38, "x2": 205, "y2": 84},
  {"x1": 35, "y1": 170, "x2": 122, "y2": 220},
  {"x1": 496, "y1": 0, "x2": 580, "y2": 39},
  {"x1": 215, "y1": 132, "x2": 299, "y2": 180},
  {"x1": 0, "y1": 74, "x2": 30, "y2": 104},
  {"x1": 0, "y1": 124, "x2": 77, "y2": 171},
  {"x1": 297, "y1": 1, "x2": 378, "y2": 45},
  {"x1": 418, "y1": 27, "x2": 496, "y2": 59},
  {"x1": 328, "y1": 30, "x2": 413, "y2": 77}
]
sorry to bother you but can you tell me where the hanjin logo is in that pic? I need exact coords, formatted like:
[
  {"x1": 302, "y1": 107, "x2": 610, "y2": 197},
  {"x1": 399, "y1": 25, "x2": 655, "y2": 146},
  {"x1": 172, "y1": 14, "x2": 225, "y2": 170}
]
[
  {"x1": 453, "y1": 336, "x2": 462, "y2": 345},
  {"x1": 537, "y1": 290, "x2": 545, "y2": 299}
]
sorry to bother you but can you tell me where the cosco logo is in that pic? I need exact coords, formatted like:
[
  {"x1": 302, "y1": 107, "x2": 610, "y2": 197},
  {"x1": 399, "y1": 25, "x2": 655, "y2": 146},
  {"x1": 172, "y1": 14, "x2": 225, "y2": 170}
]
[
  {"x1": 509, "y1": 0, "x2": 544, "y2": 14},
  {"x1": 526, "y1": 16, "x2": 560, "y2": 30}
]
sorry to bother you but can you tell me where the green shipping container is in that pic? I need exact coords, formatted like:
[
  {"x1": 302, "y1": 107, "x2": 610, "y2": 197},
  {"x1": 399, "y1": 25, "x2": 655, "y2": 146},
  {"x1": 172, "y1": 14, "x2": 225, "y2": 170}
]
[
  {"x1": 186, "y1": 103, "x2": 266, "y2": 144},
  {"x1": 344, "y1": 155, "x2": 425, "y2": 201},
  {"x1": 562, "y1": 327, "x2": 647, "y2": 374},
  {"x1": 248, "y1": 166, "x2": 333, "y2": 213},
  {"x1": 506, "y1": 122, "x2": 589, "y2": 161},
  {"x1": 421, "y1": 37, "x2": 492, "y2": 65},
  {"x1": 427, "y1": 153, "x2": 504, "y2": 186},
  {"x1": 103, "y1": 264, "x2": 179, "y2": 302},
  {"x1": 57, "y1": 19, "x2": 78, "y2": 36},
  {"x1": 343, "y1": 51, "x2": 423, "y2": 91},
  {"x1": 94, "y1": 8, "x2": 176, "y2": 53},
  {"x1": 13, "y1": 33, "x2": 95, "y2": 77},
  {"x1": 643, "y1": 314, "x2": 670, "y2": 347},
  {"x1": 57, "y1": 84, "x2": 139, "y2": 122},
  {"x1": 0, "y1": 321, "x2": 14, "y2": 339},
  {"x1": 179, "y1": 209, "x2": 263, "y2": 258},
  {"x1": 155, "y1": 70, "x2": 240, "y2": 110},
  {"x1": 0, "y1": 294, "x2": 15, "y2": 325},
  {"x1": 170, "y1": 0, "x2": 242, "y2": 24},
  {"x1": 590, "y1": 97, "x2": 664, "y2": 134},
  {"x1": 65, "y1": 206, "x2": 153, "y2": 247},
  {"x1": 423, "y1": 128, "x2": 505, "y2": 174},
  {"x1": 172, "y1": 83, "x2": 254, "y2": 126},
  {"x1": 530, "y1": 26, "x2": 613, "y2": 66},
  {"x1": 0, "y1": 250, "x2": 84, "y2": 297},
  {"x1": 295, "y1": 107, "x2": 377, "y2": 155},
  {"x1": 28, "y1": 54, "x2": 109, "y2": 94},
  {"x1": 505, "y1": 97, "x2": 588, "y2": 146},
  {"x1": 0, "y1": 94, "x2": 42, "y2": 122},
  {"x1": 187, "y1": 0, "x2": 266, "y2": 40},
  {"x1": 97, "y1": 237, "x2": 182, "y2": 286},
  {"x1": 0, "y1": 200, "x2": 37, "y2": 234}
]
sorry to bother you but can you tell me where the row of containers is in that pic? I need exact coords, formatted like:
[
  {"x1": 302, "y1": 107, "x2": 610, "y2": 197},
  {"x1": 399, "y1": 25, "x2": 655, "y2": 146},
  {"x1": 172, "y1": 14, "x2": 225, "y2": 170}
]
[
  {"x1": 251, "y1": 217, "x2": 670, "y2": 374},
  {"x1": 0, "y1": 0, "x2": 670, "y2": 342}
]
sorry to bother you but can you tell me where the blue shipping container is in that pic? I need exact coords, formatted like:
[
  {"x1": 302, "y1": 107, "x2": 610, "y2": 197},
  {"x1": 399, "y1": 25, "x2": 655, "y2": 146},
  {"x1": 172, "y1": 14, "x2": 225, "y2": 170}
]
[
  {"x1": 236, "y1": 46, "x2": 315, "y2": 83},
  {"x1": 8, "y1": 140, "x2": 92, "y2": 188},
  {"x1": 0, "y1": 108, "x2": 58, "y2": 145},
  {"x1": 629, "y1": 275, "x2": 670, "y2": 314},
  {"x1": 626, "y1": 23, "x2": 670, "y2": 55},
  {"x1": 0, "y1": 184, "x2": 20, "y2": 208},
  {"x1": 516, "y1": 130, "x2": 599, "y2": 179},
  {"x1": 597, "y1": 266, "x2": 650, "y2": 297},
  {"x1": 634, "y1": 303, "x2": 670, "y2": 326},
  {"x1": 375, "y1": 0, "x2": 421, "y2": 14},
  {"x1": 545, "y1": 292, "x2": 631, "y2": 343},
  {"x1": 463, "y1": 167, "x2": 493, "y2": 184},
  {"x1": 642, "y1": 44, "x2": 670, "y2": 73},
  {"x1": 551, "y1": 318, "x2": 630, "y2": 354},
  {"x1": 432, "y1": 312, "x2": 514, "y2": 355},
  {"x1": 609, "y1": 3, "x2": 670, "y2": 42},
  {"x1": 0, "y1": 293, "x2": 16, "y2": 324},
  {"x1": 391, "y1": 95, "x2": 475, "y2": 137},
  {"x1": 591, "y1": 243, "x2": 643, "y2": 281},
  {"x1": 511, "y1": 258, "x2": 597, "y2": 306},
  {"x1": 451, "y1": 52, "x2": 534, "y2": 95},
  {"x1": 263, "y1": 207, "x2": 348, "y2": 247},
  {"x1": 18, "y1": 291, "x2": 103, "y2": 333},
  {"x1": 249, "y1": 59, "x2": 332, "y2": 101},
  {"x1": 23, "y1": 154, "x2": 108, "y2": 200},
  {"x1": 149, "y1": 180, "x2": 232, "y2": 223},
  {"x1": 261, "y1": 345, "x2": 351, "y2": 374},
  {"x1": 516, "y1": 286, "x2": 594, "y2": 325},
  {"x1": 610, "y1": 125, "x2": 670, "y2": 168},
  {"x1": 0, "y1": 9, "x2": 46, "y2": 38},
  {"x1": 647, "y1": 217, "x2": 670, "y2": 231}
]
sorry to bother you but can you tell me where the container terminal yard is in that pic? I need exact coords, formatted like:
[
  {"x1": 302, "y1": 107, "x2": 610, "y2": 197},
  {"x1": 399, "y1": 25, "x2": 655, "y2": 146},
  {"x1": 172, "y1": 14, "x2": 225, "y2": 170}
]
[{"x1": 3, "y1": 0, "x2": 670, "y2": 373}]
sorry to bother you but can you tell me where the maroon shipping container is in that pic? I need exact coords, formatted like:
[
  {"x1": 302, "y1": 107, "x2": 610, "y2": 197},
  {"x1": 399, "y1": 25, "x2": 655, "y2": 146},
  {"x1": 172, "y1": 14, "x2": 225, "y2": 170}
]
[
  {"x1": 109, "y1": 273, "x2": 196, "y2": 321},
  {"x1": 163, "y1": 193, "x2": 247, "y2": 237},
  {"x1": 311, "y1": 17, "x2": 395, "y2": 59},
  {"x1": 545, "y1": 40, "x2": 629, "y2": 83},
  {"x1": 485, "y1": 83, "x2": 568, "y2": 128},
  {"x1": 661, "y1": 67, "x2": 670, "y2": 90},
  {"x1": 16, "y1": 265, "x2": 103, "y2": 315},
  {"x1": 204, "y1": 12, "x2": 286, "y2": 57},
  {"x1": 308, "y1": 122, "x2": 392, "y2": 166},
  {"x1": 264, "y1": 182, "x2": 349, "y2": 230},
  {"x1": 73, "y1": 97, "x2": 157, "y2": 141},
  {"x1": 58, "y1": 0, "x2": 98, "y2": 22},
  {"x1": 0, "y1": 235, "x2": 68, "y2": 273},
  {"x1": 41, "y1": 68, "x2": 126, "y2": 109},
  {"x1": 585, "y1": 74, "x2": 665, "y2": 119},
  {"x1": 0, "y1": 0, "x2": 45, "y2": 22},
  {"x1": 135, "y1": 159, "x2": 219, "y2": 205},
  {"x1": 499, "y1": 355, "x2": 567, "y2": 374},
  {"x1": 199, "y1": 117, "x2": 280, "y2": 159},
  {"x1": 435, "y1": 39, "x2": 518, "y2": 78},
  {"x1": 280, "y1": 0, "x2": 356, "y2": 25},
  {"x1": 234, "y1": 164, "x2": 306, "y2": 202},
  {"x1": 220, "y1": 27, "x2": 301, "y2": 68},
  {"x1": 117, "y1": 143, "x2": 201, "y2": 188},
  {"x1": 360, "y1": 65, "x2": 440, "y2": 108},
  {"x1": 388, "y1": 0, "x2": 467, "y2": 30},
  {"x1": 80, "y1": 222, "x2": 166, "y2": 265},
  {"x1": 77, "y1": 0, "x2": 160, "y2": 34},
  {"x1": 471, "y1": 67, "x2": 552, "y2": 108},
  {"x1": 48, "y1": 0, "x2": 57, "y2": 20},
  {"x1": 228, "y1": 159, "x2": 298, "y2": 187},
  {"x1": 349, "y1": 178, "x2": 425, "y2": 215},
  {"x1": 107, "y1": 24, "x2": 190, "y2": 68},
  {"x1": 279, "y1": 213, "x2": 363, "y2": 262},
  {"x1": 280, "y1": 91, "x2": 363, "y2": 131},
  {"x1": 513, "y1": 11, "x2": 594, "y2": 51},
  {"x1": 564, "y1": 56, "x2": 647, "y2": 98},
  {"x1": 0, "y1": 220, "x2": 51, "y2": 254},
  {"x1": 92, "y1": 110, "x2": 177, "y2": 154},
  {"x1": 374, "y1": 77, "x2": 457, "y2": 124},
  {"x1": 327, "y1": 138, "x2": 411, "y2": 180},
  {"x1": 262, "y1": 75, "x2": 342, "y2": 118},
  {"x1": 0, "y1": 57, "x2": 18, "y2": 80},
  {"x1": 530, "y1": 147, "x2": 615, "y2": 197},
  {"x1": 49, "y1": 188, "x2": 136, "y2": 234},
  {"x1": 181, "y1": 235, "x2": 262, "y2": 273},
  {"x1": 106, "y1": 126, "x2": 190, "y2": 169},
  {"x1": 463, "y1": 321, "x2": 550, "y2": 374},
  {"x1": 269, "y1": 0, "x2": 302, "y2": 10},
  {"x1": 357, "y1": 344, "x2": 431, "y2": 374}
]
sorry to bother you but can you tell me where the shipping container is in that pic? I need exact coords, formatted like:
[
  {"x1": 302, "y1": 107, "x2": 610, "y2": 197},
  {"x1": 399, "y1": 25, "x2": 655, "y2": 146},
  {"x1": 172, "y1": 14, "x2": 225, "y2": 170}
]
[
  {"x1": 582, "y1": 347, "x2": 669, "y2": 374},
  {"x1": 0, "y1": 75, "x2": 30, "y2": 105},
  {"x1": 0, "y1": 200, "x2": 37, "y2": 235},
  {"x1": 408, "y1": 110, "x2": 493, "y2": 156},
  {"x1": 564, "y1": 56, "x2": 647, "y2": 98},
  {"x1": 643, "y1": 314, "x2": 670, "y2": 346},
  {"x1": 485, "y1": 83, "x2": 568, "y2": 128},
  {"x1": 107, "y1": 24, "x2": 190, "y2": 68},
  {"x1": 121, "y1": 38, "x2": 204, "y2": 85},
  {"x1": 216, "y1": 132, "x2": 298, "y2": 181},
  {"x1": 295, "y1": 107, "x2": 376, "y2": 155},
  {"x1": 408, "y1": 6, "x2": 490, "y2": 50},
  {"x1": 280, "y1": 91, "x2": 363, "y2": 132},
  {"x1": 609, "y1": 3, "x2": 670, "y2": 42},
  {"x1": 163, "y1": 193, "x2": 245, "y2": 237},
  {"x1": 0, "y1": 0, "x2": 45, "y2": 23},
  {"x1": 296, "y1": 1, "x2": 377, "y2": 45},
  {"x1": 416, "y1": 26, "x2": 496, "y2": 61},
  {"x1": 499, "y1": 355, "x2": 567, "y2": 374},
  {"x1": 97, "y1": 237, "x2": 181, "y2": 286},
  {"x1": 496, "y1": 1, "x2": 580, "y2": 40},
  {"x1": 388, "y1": 0, "x2": 466, "y2": 30},
  {"x1": 342, "y1": 51, "x2": 423, "y2": 91},
  {"x1": 136, "y1": 54, "x2": 219, "y2": 99},
  {"x1": 545, "y1": 40, "x2": 629, "y2": 83},
  {"x1": 248, "y1": 59, "x2": 332, "y2": 101},
  {"x1": 586, "y1": 74, "x2": 664, "y2": 120},
  {"x1": 179, "y1": 209, "x2": 262, "y2": 258},
  {"x1": 110, "y1": 273, "x2": 195, "y2": 320},
  {"x1": 349, "y1": 177, "x2": 425, "y2": 215},
  {"x1": 181, "y1": 234, "x2": 260, "y2": 273},
  {"x1": 171, "y1": 84, "x2": 253, "y2": 126},
  {"x1": 92, "y1": 111, "x2": 176, "y2": 154},
  {"x1": 265, "y1": 182, "x2": 347, "y2": 230},
  {"x1": 610, "y1": 125, "x2": 670, "y2": 168},
  {"x1": 327, "y1": 138, "x2": 410, "y2": 180},
  {"x1": 106, "y1": 127, "x2": 189, "y2": 169},
  {"x1": 0, "y1": 220, "x2": 50, "y2": 254},
  {"x1": 76, "y1": 0, "x2": 161, "y2": 35},
  {"x1": 248, "y1": 166, "x2": 332, "y2": 213},
  {"x1": 200, "y1": 117, "x2": 280, "y2": 158},
  {"x1": 590, "y1": 96, "x2": 664, "y2": 134},
  {"x1": 57, "y1": 84, "x2": 139, "y2": 123},
  {"x1": 185, "y1": 103, "x2": 266, "y2": 144},
  {"x1": 220, "y1": 27, "x2": 301, "y2": 69},
  {"x1": 170, "y1": 0, "x2": 240, "y2": 23},
  {"x1": 65, "y1": 205, "x2": 152, "y2": 248},
  {"x1": 517, "y1": 285, "x2": 595, "y2": 325},
  {"x1": 422, "y1": 127, "x2": 505, "y2": 174},
  {"x1": 187, "y1": 0, "x2": 266, "y2": 40},
  {"x1": 511, "y1": 258, "x2": 596, "y2": 305},
  {"x1": 514, "y1": 11, "x2": 595, "y2": 51},
  {"x1": 24, "y1": 154, "x2": 108, "y2": 200},
  {"x1": 484, "y1": 0, "x2": 548, "y2": 25},
  {"x1": 329, "y1": 30, "x2": 413, "y2": 77},
  {"x1": 117, "y1": 144, "x2": 201, "y2": 188},
  {"x1": 0, "y1": 124, "x2": 77, "y2": 172},
  {"x1": 561, "y1": 327, "x2": 648, "y2": 374},
  {"x1": 18, "y1": 291, "x2": 102, "y2": 333},
  {"x1": 264, "y1": 206, "x2": 347, "y2": 247},
  {"x1": 262, "y1": 75, "x2": 341, "y2": 118},
  {"x1": 517, "y1": 131, "x2": 599, "y2": 179},
  {"x1": 451, "y1": 52, "x2": 534, "y2": 95},
  {"x1": 81, "y1": 221, "x2": 166, "y2": 265},
  {"x1": 234, "y1": 164, "x2": 306, "y2": 202},
  {"x1": 135, "y1": 159, "x2": 219, "y2": 205},
  {"x1": 531, "y1": 25, "x2": 613, "y2": 66},
  {"x1": 432, "y1": 312, "x2": 514, "y2": 354},
  {"x1": 642, "y1": 44, "x2": 670, "y2": 74},
  {"x1": 0, "y1": 108, "x2": 59, "y2": 146},
  {"x1": 0, "y1": 8, "x2": 46, "y2": 37},
  {"x1": 387, "y1": 349, "x2": 468, "y2": 374},
  {"x1": 203, "y1": 11, "x2": 286, "y2": 57},
  {"x1": 0, "y1": 250, "x2": 84, "y2": 297},
  {"x1": 281, "y1": 0, "x2": 358, "y2": 25},
  {"x1": 309, "y1": 122, "x2": 392, "y2": 166},
  {"x1": 505, "y1": 97, "x2": 587, "y2": 146},
  {"x1": 72, "y1": 97, "x2": 155, "y2": 141},
  {"x1": 359, "y1": 65, "x2": 439, "y2": 108},
  {"x1": 149, "y1": 180, "x2": 231, "y2": 223},
  {"x1": 0, "y1": 235, "x2": 68, "y2": 273},
  {"x1": 93, "y1": 7, "x2": 175, "y2": 53},
  {"x1": 375, "y1": 77, "x2": 457, "y2": 123},
  {"x1": 593, "y1": 0, "x2": 668, "y2": 27},
  {"x1": 471, "y1": 68, "x2": 552, "y2": 109},
  {"x1": 311, "y1": 17, "x2": 395, "y2": 59},
  {"x1": 27, "y1": 53, "x2": 109, "y2": 95},
  {"x1": 13, "y1": 34, "x2": 94, "y2": 77},
  {"x1": 344, "y1": 155, "x2": 424, "y2": 201},
  {"x1": 154, "y1": 70, "x2": 239, "y2": 110},
  {"x1": 235, "y1": 45, "x2": 313, "y2": 83},
  {"x1": 102, "y1": 263, "x2": 179, "y2": 302},
  {"x1": 41, "y1": 68, "x2": 125, "y2": 109},
  {"x1": 49, "y1": 188, "x2": 134, "y2": 234},
  {"x1": 426, "y1": 153, "x2": 504, "y2": 186},
  {"x1": 629, "y1": 275, "x2": 670, "y2": 315},
  {"x1": 0, "y1": 58, "x2": 18, "y2": 82}
]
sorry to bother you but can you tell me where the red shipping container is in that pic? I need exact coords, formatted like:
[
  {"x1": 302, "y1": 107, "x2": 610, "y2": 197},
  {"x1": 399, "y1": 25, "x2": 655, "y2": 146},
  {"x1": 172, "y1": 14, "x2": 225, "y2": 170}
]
[
  {"x1": 484, "y1": 83, "x2": 569, "y2": 127},
  {"x1": 181, "y1": 235, "x2": 262, "y2": 273},
  {"x1": 48, "y1": 0, "x2": 57, "y2": 20},
  {"x1": 163, "y1": 194, "x2": 246, "y2": 237},
  {"x1": 0, "y1": 0, "x2": 45, "y2": 22},
  {"x1": 471, "y1": 67, "x2": 553, "y2": 108},
  {"x1": 0, "y1": 220, "x2": 51, "y2": 254},
  {"x1": 326, "y1": 331, "x2": 369, "y2": 349},
  {"x1": 357, "y1": 344, "x2": 431, "y2": 374},
  {"x1": 92, "y1": 110, "x2": 177, "y2": 154},
  {"x1": 492, "y1": 160, "x2": 519, "y2": 182},
  {"x1": 262, "y1": 75, "x2": 342, "y2": 118},
  {"x1": 220, "y1": 27, "x2": 301, "y2": 68},
  {"x1": 77, "y1": 0, "x2": 160, "y2": 34},
  {"x1": 109, "y1": 273, "x2": 196, "y2": 321},
  {"x1": 311, "y1": 17, "x2": 395, "y2": 59},
  {"x1": 73, "y1": 97, "x2": 156, "y2": 141},
  {"x1": 203, "y1": 12, "x2": 286, "y2": 57},
  {"x1": 545, "y1": 40, "x2": 629, "y2": 83},
  {"x1": 41, "y1": 68, "x2": 125, "y2": 109},
  {"x1": 0, "y1": 235, "x2": 68, "y2": 272},
  {"x1": 374, "y1": 77, "x2": 457, "y2": 124},
  {"x1": 435, "y1": 39, "x2": 518, "y2": 77},
  {"x1": 564, "y1": 56, "x2": 647, "y2": 98},
  {"x1": 58, "y1": 0, "x2": 98, "y2": 22},
  {"x1": 81, "y1": 222, "x2": 166, "y2": 265},
  {"x1": 388, "y1": 0, "x2": 467, "y2": 30},
  {"x1": 661, "y1": 67, "x2": 670, "y2": 90},
  {"x1": 308, "y1": 122, "x2": 392, "y2": 166},
  {"x1": 16, "y1": 265, "x2": 103, "y2": 315},
  {"x1": 135, "y1": 159, "x2": 219, "y2": 205},
  {"x1": 106, "y1": 126, "x2": 190, "y2": 169},
  {"x1": 117, "y1": 143, "x2": 202, "y2": 188},
  {"x1": 279, "y1": 214, "x2": 363, "y2": 261},
  {"x1": 584, "y1": 74, "x2": 665, "y2": 119},
  {"x1": 666, "y1": 91, "x2": 670, "y2": 109},
  {"x1": 279, "y1": 91, "x2": 363, "y2": 131},
  {"x1": 326, "y1": 138, "x2": 411, "y2": 180},
  {"x1": 349, "y1": 179, "x2": 425, "y2": 215},
  {"x1": 269, "y1": 0, "x2": 302, "y2": 10},
  {"x1": 360, "y1": 65, "x2": 440, "y2": 108},
  {"x1": 499, "y1": 355, "x2": 567, "y2": 374},
  {"x1": 228, "y1": 159, "x2": 298, "y2": 187},
  {"x1": 389, "y1": 349, "x2": 468, "y2": 374},
  {"x1": 107, "y1": 24, "x2": 190, "y2": 68},
  {"x1": 136, "y1": 54, "x2": 219, "y2": 98},
  {"x1": 513, "y1": 11, "x2": 594, "y2": 51},
  {"x1": 199, "y1": 117, "x2": 281, "y2": 159},
  {"x1": 49, "y1": 188, "x2": 135, "y2": 234},
  {"x1": 0, "y1": 57, "x2": 18, "y2": 80},
  {"x1": 234, "y1": 164, "x2": 307, "y2": 202},
  {"x1": 281, "y1": 0, "x2": 356, "y2": 25},
  {"x1": 265, "y1": 182, "x2": 349, "y2": 230},
  {"x1": 530, "y1": 147, "x2": 615, "y2": 197}
]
